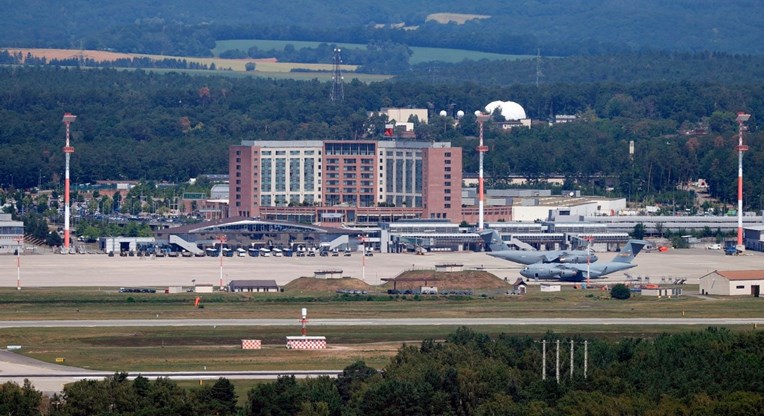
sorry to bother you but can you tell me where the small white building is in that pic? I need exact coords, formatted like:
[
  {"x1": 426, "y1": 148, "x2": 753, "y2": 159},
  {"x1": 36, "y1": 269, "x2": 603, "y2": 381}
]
[
  {"x1": 698, "y1": 270, "x2": 763, "y2": 297},
  {"x1": 194, "y1": 284, "x2": 214, "y2": 293}
]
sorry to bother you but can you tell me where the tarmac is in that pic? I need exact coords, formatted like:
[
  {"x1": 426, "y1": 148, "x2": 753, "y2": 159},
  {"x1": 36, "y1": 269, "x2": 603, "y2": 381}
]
[{"x1": 1, "y1": 247, "x2": 762, "y2": 288}]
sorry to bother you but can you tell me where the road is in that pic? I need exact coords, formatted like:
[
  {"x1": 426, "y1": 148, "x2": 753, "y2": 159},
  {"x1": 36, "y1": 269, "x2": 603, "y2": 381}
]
[
  {"x1": 0, "y1": 350, "x2": 341, "y2": 393},
  {"x1": 0, "y1": 317, "x2": 761, "y2": 328}
]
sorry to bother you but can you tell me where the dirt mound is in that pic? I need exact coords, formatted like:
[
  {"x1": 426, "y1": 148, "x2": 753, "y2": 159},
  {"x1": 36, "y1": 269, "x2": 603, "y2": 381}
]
[
  {"x1": 284, "y1": 277, "x2": 374, "y2": 292},
  {"x1": 381, "y1": 270, "x2": 511, "y2": 291}
]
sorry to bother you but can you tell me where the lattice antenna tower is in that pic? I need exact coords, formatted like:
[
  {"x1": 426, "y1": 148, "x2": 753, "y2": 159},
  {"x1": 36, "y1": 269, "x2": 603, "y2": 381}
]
[
  {"x1": 535, "y1": 48, "x2": 543, "y2": 87},
  {"x1": 330, "y1": 48, "x2": 344, "y2": 102}
]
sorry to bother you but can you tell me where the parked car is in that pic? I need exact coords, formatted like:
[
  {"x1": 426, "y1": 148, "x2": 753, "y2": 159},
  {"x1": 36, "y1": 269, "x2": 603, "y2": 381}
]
[{"x1": 706, "y1": 243, "x2": 721, "y2": 250}]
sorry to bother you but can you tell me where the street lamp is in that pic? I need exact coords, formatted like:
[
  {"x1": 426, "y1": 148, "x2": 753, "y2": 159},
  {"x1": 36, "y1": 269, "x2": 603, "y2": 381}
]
[
  {"x1": 217, "y1": 234, "x2": 227, "y2": 290},
  {"x1": 14, "y1": 236, "x2": 23, "y2": 290}
]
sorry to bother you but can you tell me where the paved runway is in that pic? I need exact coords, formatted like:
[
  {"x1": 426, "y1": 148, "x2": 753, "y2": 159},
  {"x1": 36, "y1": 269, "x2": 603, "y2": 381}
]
[
  {"x1": 0, "y1": 317, "x2": 761, "y2": 328},
  {"x1": 2, "y1": 247, "x2": 762, "y2": 287}
]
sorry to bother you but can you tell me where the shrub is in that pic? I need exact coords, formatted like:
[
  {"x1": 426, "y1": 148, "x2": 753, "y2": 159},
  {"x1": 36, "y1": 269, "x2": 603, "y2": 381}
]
[{"x1": 611, "y1": 284, "x2": 631, "y2": 300}]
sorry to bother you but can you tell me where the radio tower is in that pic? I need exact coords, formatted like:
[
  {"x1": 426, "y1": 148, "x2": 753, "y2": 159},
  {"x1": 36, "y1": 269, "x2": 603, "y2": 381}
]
[
  {"x1": 475, "y1": 112, "x2": 490, "y2": 230},
  {"x1": 735, "y1": 112, "x2": 750, "y2": 251},
  {"x1": 330, "y1": 48, "x2": 344, "y2": 102},
  {"x1": 62, "y1": 113, "x2": 77, "y2": 254}
]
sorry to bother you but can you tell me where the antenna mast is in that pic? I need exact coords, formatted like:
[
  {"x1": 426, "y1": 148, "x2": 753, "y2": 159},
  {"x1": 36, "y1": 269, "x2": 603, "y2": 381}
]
[{"x1": 330, "y1": 48, "x2": 344, "y2": 102}]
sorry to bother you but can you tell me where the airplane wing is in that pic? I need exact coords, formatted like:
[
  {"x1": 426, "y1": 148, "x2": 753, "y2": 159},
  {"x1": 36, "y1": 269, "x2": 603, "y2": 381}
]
[{"x1": 541, "y1": 252, "x2": 563, "y2": 262}]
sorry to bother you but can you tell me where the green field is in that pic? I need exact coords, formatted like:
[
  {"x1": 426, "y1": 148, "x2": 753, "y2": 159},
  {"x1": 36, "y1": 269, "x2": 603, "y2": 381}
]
[
  {"x1": 213, "y1": 39, "x2": 535, "y2": 65},
  {"x1": 2, "y1": 286, "x2": 761, "y2": 372},
  {"x1": 0, "y1": 286, "x2": 761, "y2": 321}
]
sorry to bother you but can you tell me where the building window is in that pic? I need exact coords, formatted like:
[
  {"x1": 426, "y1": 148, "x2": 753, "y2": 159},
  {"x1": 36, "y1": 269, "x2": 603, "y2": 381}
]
[
  {"x1": 444, "y1": 181, "x2": 451, "y2": 186},
  {"x1": 445, "y1": 204, "x2": 451, "y2": 208},
  {"x1": 444, "y1": 167, "x2": 451, "y2": 172},
  {"x1": 445, "y1": 174, "x2": 451, "y2": 179},
  {"x1": 445, "y1": 152, "x2": 451, "y2": 157},
  {"x1": 445, "y1": 159, "x2": 451, "y2": 165},
  {"x1": 736, "y1": 285, "x2": 745, "y2": 289}
]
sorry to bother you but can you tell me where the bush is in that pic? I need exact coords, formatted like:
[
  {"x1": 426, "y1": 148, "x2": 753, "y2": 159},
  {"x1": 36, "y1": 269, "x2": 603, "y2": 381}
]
[{"x1": 610, "y1": 284, "x2": 631, "y2": 300}]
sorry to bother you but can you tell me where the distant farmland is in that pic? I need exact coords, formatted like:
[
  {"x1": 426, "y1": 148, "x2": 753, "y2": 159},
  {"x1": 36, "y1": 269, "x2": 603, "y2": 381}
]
[
  {"x1": 2, "y1": 48, "x2": 394, "y2": 82},
  {"x1": 213, "y1": 39, "x2": 534, "y2": 65}
]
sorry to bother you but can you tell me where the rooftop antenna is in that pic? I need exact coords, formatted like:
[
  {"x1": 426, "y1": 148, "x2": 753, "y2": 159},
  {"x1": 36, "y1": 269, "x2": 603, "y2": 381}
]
[{"x1": 330, "y1": 48, "x2": 344, "y2": 102}]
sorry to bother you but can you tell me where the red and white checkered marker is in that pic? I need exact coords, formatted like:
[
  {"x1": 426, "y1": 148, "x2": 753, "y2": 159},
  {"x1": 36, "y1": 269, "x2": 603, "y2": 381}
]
[{"x1": 241, "y1": 339, "x2": 262, "y2": 349}]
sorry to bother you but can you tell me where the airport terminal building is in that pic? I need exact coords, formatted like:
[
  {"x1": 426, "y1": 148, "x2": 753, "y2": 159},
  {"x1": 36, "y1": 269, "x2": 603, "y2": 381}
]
[{"x1": 228, "y1": 140, "x2": 462, "y2": 225}]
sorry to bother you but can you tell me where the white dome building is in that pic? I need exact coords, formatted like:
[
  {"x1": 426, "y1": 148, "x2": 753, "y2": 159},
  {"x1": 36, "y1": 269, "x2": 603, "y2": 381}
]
[{"x1": 484, "y1": 100, "x2": 527, "y2": 121}]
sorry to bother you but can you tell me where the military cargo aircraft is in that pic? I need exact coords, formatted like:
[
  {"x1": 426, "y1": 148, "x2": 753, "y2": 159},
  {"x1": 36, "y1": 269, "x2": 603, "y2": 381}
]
[
  {"x1": 479, "y1": 230, "x2": 597, "y2": 265},
  {"x1": 519, "y1": 239, "x2": 648, "y2": 282}
]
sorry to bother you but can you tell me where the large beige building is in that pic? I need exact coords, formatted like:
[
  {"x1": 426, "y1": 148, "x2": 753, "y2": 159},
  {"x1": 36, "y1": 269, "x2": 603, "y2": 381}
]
[{"x1": 698, "y1": 270, "x2": 763, "y2": 297}]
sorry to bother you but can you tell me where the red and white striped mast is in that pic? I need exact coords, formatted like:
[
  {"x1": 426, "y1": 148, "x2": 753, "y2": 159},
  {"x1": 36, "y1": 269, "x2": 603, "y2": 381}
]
[
  {"x1": 735, "y1": 112, "x2": 750, "y2": 250},
  {"x1": 475, "y1": 112, "x2": 490, "y2": 231},
  {"x1": 62, "y1": 113, "x2": 77, "y2": 253}
]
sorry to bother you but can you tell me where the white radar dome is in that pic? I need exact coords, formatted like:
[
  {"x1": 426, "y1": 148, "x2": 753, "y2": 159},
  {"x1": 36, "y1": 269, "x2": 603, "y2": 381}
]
[
  {"x1": 484, "y1": 100, "x2": 527, "y2": 121},
  {"x1": 456, "y1": 110, "x2": 465, "y2": 118},
  {"x1": 439, "y1": 110, "x2": 447, "y2": 117}
]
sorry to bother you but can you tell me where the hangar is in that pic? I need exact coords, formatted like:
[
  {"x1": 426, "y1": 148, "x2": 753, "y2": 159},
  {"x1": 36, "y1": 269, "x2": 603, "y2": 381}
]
[{"x1": 698, "y1": 270, "x2": 763, "y2": 297}]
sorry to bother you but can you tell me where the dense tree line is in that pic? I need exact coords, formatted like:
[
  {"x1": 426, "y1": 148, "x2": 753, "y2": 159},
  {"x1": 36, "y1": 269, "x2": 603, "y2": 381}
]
[
  {"x1": 2, "y1": 1, "x2": 761, "y2": 57},
  {"x1": 0, "y1": 50, "x2": 212, "y2": 71},
  {"x1": 0, "y1": 65, "x2": 761, "y2": 209},
  {"x1": 2, "y1": 328, "x2": 762, "y2": 415}
]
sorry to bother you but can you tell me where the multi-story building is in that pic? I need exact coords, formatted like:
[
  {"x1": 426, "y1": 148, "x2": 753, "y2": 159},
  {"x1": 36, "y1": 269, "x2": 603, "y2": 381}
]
[{"x1": 228, "y1": 140, "x2": 462, "y2": 224}]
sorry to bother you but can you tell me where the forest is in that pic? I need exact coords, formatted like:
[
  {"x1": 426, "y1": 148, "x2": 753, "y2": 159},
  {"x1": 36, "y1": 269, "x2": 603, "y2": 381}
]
[
  {"x1": 2, "y1": 1, "x2": 762, "y2": 57},
  {"x1": 0, "y1": 59, "x2": 761, "y2": 211},
  {"x1": 2, "y1": 328, "x2": 762, "y2": 415}
]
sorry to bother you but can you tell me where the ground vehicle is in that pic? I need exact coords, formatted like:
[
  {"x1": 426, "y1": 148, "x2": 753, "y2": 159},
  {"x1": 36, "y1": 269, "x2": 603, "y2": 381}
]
[
  {"x1": 706, "y1": 243, "x2": 721, "y2": 250},
  {"x1": 724, "y1": 245, "x2": 739, "y2": 255}
]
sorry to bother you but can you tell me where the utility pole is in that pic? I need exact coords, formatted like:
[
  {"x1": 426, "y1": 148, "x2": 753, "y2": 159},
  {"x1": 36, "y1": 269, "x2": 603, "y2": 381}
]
[
  {"x1": 570, "y1": 339, "x2": 574, "y2": 381},
  {"x1": 541, "y1": 340, "x2": 546, "y2": 380},
  {"x1": 555, "y1": 339, "x2": 560, "y2": 384},
  {"x1": 584, "y1": 340, "x2": 588, "y2": 379}
]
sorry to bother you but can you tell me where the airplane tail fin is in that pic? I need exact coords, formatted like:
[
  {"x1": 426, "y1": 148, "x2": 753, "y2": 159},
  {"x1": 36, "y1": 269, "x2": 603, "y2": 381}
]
[
  {"x1": 612, "y1": 240, "x2": 648, "y2": 264},
  {"x1": 480, "y1": 230, "x2": 509, "y2": 252}
]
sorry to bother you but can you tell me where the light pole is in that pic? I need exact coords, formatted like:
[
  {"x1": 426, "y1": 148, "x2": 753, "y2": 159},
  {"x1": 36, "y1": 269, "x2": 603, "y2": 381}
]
[
  {"x1": 474, "y1": 112, "x2": 490, "y2": 231},
  {"x1": 217, "y1": 235, "x2": 227, "y2": 290},
  {"x1": 62, "y1": 113, "x2": 77, "y2": 253},
  {"x1": 360, "y1": 234, "x2": 366, "y2": 282},
  {"x1": 735, "y1": 112, "x2": 750, "y2": 250},
  {"x1": 14, "y1": 236, "x2": 22, "y2": 290}
]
